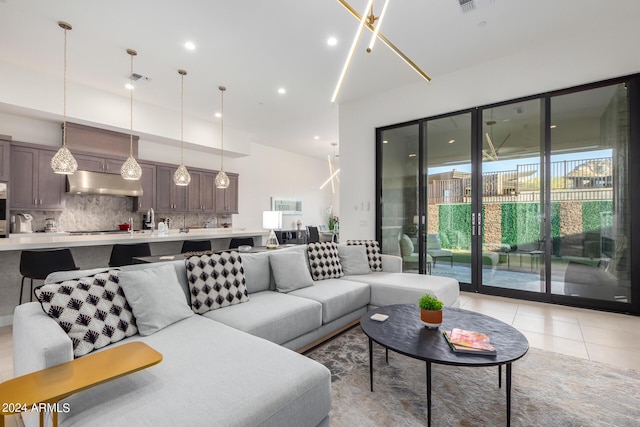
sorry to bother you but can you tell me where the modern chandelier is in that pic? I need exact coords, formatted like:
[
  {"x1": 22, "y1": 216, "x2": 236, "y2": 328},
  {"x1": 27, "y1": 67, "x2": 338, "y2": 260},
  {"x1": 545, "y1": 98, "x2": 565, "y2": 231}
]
[
  {"x1": 173, "y1": 69, "x2": 191, "y2": 186},
  {"x1": 50, "y1": 21, "x2": 78, "y2": 175},
  {"x1": 214, "y1": 85, "x2": 230, "y2": 189},
  {"x1": 331, "y1": 0, "x2": 431, "y2": 103},
  {"x1": 120, "y1": 48, "x2": 143, "y2": 180}
]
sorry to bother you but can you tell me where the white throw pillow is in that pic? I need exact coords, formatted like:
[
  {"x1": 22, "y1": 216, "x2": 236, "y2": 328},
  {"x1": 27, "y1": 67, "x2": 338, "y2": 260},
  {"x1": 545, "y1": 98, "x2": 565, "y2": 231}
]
[
  {"x1": 270, "y1": 250, "x2": 314, "y2": 292},
  {"x1": 338, "y1": 245, "x2": 371, "y2": 275},
  {"x1": 118, "y1": 264, "x2": 194, "y2": 336}
]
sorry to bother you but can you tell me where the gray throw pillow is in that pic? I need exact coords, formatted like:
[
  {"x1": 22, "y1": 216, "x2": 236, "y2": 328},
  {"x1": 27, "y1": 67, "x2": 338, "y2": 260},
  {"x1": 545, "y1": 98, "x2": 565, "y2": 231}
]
[
  {"x1": 118, "y1": 264, "x2": 194, "y2": 336},
  {"x1": 239, "y1": 251, "x2": 272, "y2": 293},
  {"x1": 270, "y1": 250, "x2": 314, "y2": 292},
  {"x1": 338, "y1": 245, "x2": 371, "y2": 275}
]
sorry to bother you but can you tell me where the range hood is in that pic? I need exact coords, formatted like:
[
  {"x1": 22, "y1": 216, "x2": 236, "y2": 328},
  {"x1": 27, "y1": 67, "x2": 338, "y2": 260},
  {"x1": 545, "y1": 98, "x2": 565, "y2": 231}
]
[{"x1": 66, "y1": 170, "x2": 143, "y2": 197}]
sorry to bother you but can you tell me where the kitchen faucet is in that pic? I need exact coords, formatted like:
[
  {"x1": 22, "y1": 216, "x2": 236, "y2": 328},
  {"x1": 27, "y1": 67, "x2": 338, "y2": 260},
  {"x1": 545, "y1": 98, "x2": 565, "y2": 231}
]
[
  {"x1": 129, "y1": 217, "x2": 133, "y2": 236},
  {"x1": 146, "y1": 208, "x2": 155, "y2": 233}
]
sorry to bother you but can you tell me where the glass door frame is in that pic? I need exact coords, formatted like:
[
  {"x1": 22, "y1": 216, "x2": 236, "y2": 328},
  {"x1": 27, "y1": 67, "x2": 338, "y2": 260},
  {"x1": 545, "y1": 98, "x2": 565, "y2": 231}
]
[{"x1": 376, "y1": 73, "x2": 640, "y2": 315}]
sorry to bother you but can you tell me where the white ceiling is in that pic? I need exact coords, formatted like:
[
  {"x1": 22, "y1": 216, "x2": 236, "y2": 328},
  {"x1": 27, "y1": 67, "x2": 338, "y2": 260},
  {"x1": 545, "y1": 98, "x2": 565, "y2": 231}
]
[{"x1": 1, "y1": 0, "x2": 639, "y2": 159}]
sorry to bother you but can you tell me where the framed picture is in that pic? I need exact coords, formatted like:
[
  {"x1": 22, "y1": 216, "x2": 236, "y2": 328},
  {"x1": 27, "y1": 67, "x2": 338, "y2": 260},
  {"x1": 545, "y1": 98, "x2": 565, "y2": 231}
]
[
  {"x1": 318, "y1": 225, "x2": 328, "y2": 232},
  {"x1": 271, "y1": 197, "x2": 303, "y2": 215}
]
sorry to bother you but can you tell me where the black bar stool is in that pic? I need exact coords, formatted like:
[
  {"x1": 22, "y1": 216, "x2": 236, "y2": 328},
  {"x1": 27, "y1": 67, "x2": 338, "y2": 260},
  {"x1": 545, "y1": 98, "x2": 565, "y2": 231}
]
[
  {"x1": 109, "y1": 243, "x2": 151, "y2": 267},
  {"x1": 19, "y1": 248, "x2": 79, "y2": 304},
  {"x1": 229, "y1": 237, "x2": 254, "y2": 249},
  {"x1": 181, "y1": 240, "x2": 212, "y2": 253}
]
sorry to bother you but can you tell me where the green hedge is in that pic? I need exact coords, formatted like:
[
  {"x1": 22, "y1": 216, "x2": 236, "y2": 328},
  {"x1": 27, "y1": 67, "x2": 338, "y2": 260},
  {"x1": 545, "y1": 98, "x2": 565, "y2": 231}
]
[
  {"x1": 438, "y1": 204, "x2": 471, "y2": 250},
  {"x1": 582, "y1": 201, "x2": 613, "y2": 233},
  {"x1": 501, "y1": 203, "x2": 541, "y2": 247}
]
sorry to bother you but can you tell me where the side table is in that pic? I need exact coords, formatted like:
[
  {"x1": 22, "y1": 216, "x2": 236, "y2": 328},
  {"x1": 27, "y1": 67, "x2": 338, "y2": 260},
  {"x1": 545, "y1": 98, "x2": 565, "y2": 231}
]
[{"x1": 0, "y1": 342, "x2": 162, "y2": 427}]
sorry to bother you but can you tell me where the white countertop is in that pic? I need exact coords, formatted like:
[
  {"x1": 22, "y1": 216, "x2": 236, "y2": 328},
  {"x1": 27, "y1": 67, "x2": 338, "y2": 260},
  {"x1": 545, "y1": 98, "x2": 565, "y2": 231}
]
[{"x1": 0, "y1": 229, "x2": 268, "y2": 251}]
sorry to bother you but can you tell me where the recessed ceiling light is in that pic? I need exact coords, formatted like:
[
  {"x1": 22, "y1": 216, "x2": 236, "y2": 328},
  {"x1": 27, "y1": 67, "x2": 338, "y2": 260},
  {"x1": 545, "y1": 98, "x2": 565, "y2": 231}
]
[
  {"x1": 327, "y1": 37, "x2": 337, "y2": 46},
  {"x1": 448, "y1": 139, "x2": 455, "y2": 144},
  {"x1": 550, "y1": 125, "x2": 557, "y2": 129},
  {"x1": 382, "y1": 140, "x2": 388, "y2": 144},
  {"x1": 125, "y1": 83, "x2": 134, "y2": 90},
  {"x1": 278, "y1": 88, "x2": 286, "y2": 94},
  {"x1": 214, "y1": 112, "x2": 222, "y2": 118},
  {"x1": 409, "y1": 153, "x2": 417, "y2": 157},
  {"x1": 184, "y1": 41, "x2": 196, "y2": 51},
  {"x1": 314, "y1": 136, "x2": 320, "y2": 140}
]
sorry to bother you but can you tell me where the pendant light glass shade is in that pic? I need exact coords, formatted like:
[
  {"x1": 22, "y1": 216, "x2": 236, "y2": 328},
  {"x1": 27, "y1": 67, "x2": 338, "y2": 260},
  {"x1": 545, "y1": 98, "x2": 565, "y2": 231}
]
[
  {"x1": 174, "y1": 165, "x2": 191, "y2": 186},
  {"x1": 52, "y1": 21, "x2": 78, "y2": 175},
  {"x1": 173, "y1": 69, "x2": 191, "y2": 186},
  {"x1": 121, "y1": 48, "x2": 142, "y2": 181},
  {"x1": 215, "y1": 85, "x2": 230, "y2": 189}
]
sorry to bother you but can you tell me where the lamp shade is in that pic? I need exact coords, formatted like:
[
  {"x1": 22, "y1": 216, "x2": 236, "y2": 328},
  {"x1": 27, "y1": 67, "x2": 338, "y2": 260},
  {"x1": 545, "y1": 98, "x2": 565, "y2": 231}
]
[{"x1": 262, "y1": 211, "x2": 282, "y2": 230}]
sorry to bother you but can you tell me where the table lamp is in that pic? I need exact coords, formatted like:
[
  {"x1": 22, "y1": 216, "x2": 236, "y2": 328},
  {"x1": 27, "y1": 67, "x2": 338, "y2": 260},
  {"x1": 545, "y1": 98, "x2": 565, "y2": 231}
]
[{"x1": 263, "y1": 211, "x2": 282, "y2": 249}]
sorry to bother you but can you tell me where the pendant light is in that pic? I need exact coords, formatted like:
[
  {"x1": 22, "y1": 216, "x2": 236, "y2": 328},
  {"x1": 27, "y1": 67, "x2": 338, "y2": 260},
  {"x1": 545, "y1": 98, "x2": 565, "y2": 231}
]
[
  {"x1": 50, "y1": 21, "x2": 78, "y2": 175},
  {"x1": 173, "y1": 69, "x2": 191, "y2": 186},
  {"x1": 121, "y1": 48, "x2": 142, "y2": 180},
  {"x1": 214, "y1": 85, "x2": 230, "y2": 189}
]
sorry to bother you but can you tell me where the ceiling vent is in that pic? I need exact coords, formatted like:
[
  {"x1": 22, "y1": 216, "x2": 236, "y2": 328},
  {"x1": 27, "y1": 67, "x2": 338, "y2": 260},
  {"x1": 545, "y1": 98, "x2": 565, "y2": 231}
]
[
  {"x1": 458, "y1": 0, "x2": 495, "y2": 13},
  {"x1": 126, "y1": 73, "x2": 152, "y2": 84}
]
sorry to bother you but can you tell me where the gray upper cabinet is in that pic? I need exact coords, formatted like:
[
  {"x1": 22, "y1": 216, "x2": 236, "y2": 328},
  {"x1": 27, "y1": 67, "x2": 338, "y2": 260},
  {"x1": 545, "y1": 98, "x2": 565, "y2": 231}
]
[
  {"x1": 188, "y1": 170, "x2": 216, "y2": 212},
  {"x1": 215, "y1": 173, "x2": 239, "y2": 214},
  {"x1": 133, "y1": 162, "x2": 156, "y2": 212},
  {"x1": 75, "y1": 153, "x2": 127, "y2": 174},
  {"x1": 0, "y1": 139, "x2": 10, "y2": 181},
  {"x1": 156, "y1": 165, "x2": 188, "y2": 212},
  {"x1": 10, "y1": 144, "x2": 65, "y2": 210}
]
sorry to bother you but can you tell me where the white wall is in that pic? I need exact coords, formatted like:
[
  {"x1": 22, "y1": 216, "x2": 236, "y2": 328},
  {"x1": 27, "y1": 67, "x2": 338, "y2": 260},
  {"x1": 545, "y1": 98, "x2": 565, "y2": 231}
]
[{"x1": 338, "y1": 20, "x2": 640, "y2": 242}]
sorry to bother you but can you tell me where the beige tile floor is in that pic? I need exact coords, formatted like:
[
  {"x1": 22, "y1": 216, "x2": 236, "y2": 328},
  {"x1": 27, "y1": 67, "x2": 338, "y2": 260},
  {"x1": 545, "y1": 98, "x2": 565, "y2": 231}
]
[{"x1": 0, "y1": 293, "x2": 639, "y2": 426}]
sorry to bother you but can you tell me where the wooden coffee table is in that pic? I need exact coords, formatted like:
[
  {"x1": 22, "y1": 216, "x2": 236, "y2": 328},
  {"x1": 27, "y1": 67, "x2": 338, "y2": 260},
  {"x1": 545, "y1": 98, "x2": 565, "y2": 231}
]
[
  {"x1": 361, "y1": 304, "x2": 529, "y2": 426},
  {"x1": 0, "y1": 342, "x2": 162, "y2": 427}
]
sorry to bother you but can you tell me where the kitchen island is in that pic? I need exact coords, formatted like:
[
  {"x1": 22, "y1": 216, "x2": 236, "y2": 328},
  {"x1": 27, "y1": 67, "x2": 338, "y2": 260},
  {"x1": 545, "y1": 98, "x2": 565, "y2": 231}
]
[{"x1": 0, "y1": 229, "x2": 267, "y2": 325}]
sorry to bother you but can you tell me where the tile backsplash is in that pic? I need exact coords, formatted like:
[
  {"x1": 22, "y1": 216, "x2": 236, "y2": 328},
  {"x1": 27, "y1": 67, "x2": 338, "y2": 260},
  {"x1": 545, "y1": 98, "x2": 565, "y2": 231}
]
[{"x1": 10, "y1": 194, "x2": 231, "y2": 232}]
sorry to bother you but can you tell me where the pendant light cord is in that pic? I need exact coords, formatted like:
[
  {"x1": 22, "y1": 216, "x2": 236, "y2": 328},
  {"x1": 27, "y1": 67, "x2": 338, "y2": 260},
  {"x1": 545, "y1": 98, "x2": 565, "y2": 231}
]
[
  {"x1": 62, "y1": 25, "x2": 68, "y2": 147},
  {"x1": 129, "y1": 53, "x2": 134, "y2": 157},
  {"x1": 220, "y1": 87, "x2": 225, "y2": 171},
  {"x1": 181, "y1": 73, "x2": 184, "y2": 165}
]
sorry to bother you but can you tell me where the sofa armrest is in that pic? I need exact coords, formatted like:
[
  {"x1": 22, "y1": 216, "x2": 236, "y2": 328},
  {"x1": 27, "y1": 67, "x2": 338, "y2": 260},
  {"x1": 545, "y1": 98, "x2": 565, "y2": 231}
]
[
  {"x1": 381, "y1": 254, "x2": 402, "y2": 273},
  {"x1": 13, "y1": 303, "x2": 73, "y2": 377}
]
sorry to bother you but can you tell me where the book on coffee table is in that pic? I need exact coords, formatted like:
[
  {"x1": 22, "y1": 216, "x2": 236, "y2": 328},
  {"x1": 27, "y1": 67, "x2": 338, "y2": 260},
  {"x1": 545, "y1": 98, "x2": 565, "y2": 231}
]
[{"x1": 443, "y1": 328, "x2": 497, "y2": 355}]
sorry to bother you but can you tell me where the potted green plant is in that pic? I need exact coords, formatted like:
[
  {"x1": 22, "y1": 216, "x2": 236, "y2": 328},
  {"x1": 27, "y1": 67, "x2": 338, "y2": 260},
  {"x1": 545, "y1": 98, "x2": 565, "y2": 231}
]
[{"x1": 418, "y1": 293, "x2": 444, "y2": 328}]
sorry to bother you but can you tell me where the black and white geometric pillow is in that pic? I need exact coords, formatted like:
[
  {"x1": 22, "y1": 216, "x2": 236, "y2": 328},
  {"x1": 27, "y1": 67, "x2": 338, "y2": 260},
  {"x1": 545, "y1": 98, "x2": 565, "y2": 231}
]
[
  {"x1": 185, "y1": 251, "x2": 249, "y2": 314},
  {"x1": 307, "y1": 242, "x2": 344, "y2": 281},
  {"x1": 35, "y1": 271, "x2": 138, "y2": 358},
  {"x1": 346, "y1": 240, "x2": 383, "y2": 271}
]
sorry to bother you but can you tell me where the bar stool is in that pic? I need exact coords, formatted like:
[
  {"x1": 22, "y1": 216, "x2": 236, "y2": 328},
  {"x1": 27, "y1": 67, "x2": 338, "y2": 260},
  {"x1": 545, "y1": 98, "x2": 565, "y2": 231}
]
[
  {"x1": 181, "y1": 240, "x2": 212, "y2": 253},
  {"x1": 109, "y1": 243, "x2": 151, "y2": 267},
  {"x1": 228, "y1": 237, "x2": 254, "y2": 249},
  {"x1": 19, "y1": 248, "x2": 79, "y2": 304}
]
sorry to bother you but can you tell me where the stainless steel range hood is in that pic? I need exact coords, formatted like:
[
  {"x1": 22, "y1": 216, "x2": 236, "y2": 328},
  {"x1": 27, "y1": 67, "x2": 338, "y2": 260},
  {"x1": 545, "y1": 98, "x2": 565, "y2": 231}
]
[{"x1": 66, "y1": 170, "x2": 143, "y2": 197}]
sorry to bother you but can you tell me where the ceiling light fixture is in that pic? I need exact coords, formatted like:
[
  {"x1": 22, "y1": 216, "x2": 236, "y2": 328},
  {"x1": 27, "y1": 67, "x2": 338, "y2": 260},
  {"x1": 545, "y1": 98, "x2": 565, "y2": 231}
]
[
  {"x1": 332, "y1": 0, "x2": 431, "y2": 103},
  {"x1": 214, "y1": 86, "x2": 230, "y2": 189},
  {"x1": 448, "y1": 139, "x2": 455, "y2": 144},
  {"x1": 50, "y1": 21, "x2": 78, "y2": 175},
  {"x1": 173, "y1": 69, "x2": 191, "y2": 186},
  {"x1": 120, "y1": 49, "x2": 142, "y2": 180},
  {"x1": 278, "y1": 87, "x2": 286, "y2": 94},
  {"x1": 320, "y1": 142, "x2": 340, "y2": 193},
  {"x1": 314, "y1": 135, "x2": 320, "y2": 140},
  {"x1": 184, "y1": 41, "x2": 196, "y2": 51},
  {"x1": 327, "y1": 37, "x2": 338, "y2": 46}
]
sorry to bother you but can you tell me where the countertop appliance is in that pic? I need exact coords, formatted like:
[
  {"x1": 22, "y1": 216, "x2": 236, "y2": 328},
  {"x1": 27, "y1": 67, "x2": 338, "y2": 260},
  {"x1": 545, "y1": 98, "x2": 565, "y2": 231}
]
[
  {"x1": 15, "y1": 213, "x2": 33, "y2": 233},
  {"x1": 45, "y1": 218, "x2": 57, "y2": 233}
]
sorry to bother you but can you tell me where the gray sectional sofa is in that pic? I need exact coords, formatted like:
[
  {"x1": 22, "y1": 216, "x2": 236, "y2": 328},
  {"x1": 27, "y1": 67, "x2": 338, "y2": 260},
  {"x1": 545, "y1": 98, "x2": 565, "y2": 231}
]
[{"x1": 13, "y1": 244, "x2": 460, "y2": 427}]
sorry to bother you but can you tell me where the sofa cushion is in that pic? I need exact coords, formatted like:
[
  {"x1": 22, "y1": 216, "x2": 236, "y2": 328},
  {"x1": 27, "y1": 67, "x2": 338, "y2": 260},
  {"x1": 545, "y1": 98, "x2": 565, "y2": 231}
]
[
  {"x1": 338, "y1": 245, "x2": 371, "y2": 275},
  {"x1": 307, "y1": 242, "x2": 344, "y2": 281},
  {"x1": 34, "y1": 270, "x2": 137, "y2": 358},
  {"x1": 270, "y1": 249, "x2": 314, "y2": 292},
  {"x1": 49, "y1": 315, "x2": 331, "y2": 427},
  {"x1": 289, "y1": 278, "x2": 370, "y2": 324},
  {"x1": 347, "y1": 240, "x2": 383, "y2": 271},
  {"x1": 343, "y1": 272, "x2": 460, "y2": 307},
  {"x1": 118, "y1": 264, "x2": 194, "y2": 336},
  {"x1": 185, "y1": 251, "x2": 249, "y2": 314},
  {"x1": 239, "y1": 251, "x2": 272, "y2": 293},
  {"x1": 201, "y1": 291, "x2": 322, "y2": 345}
]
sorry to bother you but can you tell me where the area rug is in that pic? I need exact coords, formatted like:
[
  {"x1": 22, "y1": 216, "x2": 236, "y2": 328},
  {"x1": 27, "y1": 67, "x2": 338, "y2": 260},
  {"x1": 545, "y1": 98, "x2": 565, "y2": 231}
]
[{"x1": 306, "y1": 326, "x2": 640, "y2": 426}]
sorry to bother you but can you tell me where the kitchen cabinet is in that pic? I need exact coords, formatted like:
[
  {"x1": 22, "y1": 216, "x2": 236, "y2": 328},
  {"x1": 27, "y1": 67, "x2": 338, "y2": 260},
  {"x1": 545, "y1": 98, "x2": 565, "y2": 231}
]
[
  {"x1": 0, "y1": 139, "x2": 10, "y2": 181},
  {"x1": 188, "y1": 170, "x2": 216, "y2": 212},
  {"x1": 133, "y1": 162, "x2": 156, "y2": 212},
  {"x1": 10, "y1": 145, "x2": 65, "y2": 210},
  {"x1": 75, "y1": 153, "x2": 127, "y2": 174},
  {"x1": 156, "y1": 166, "x2": 188, "y2": 212},
  {"x1": 215, "y1": 173, "x2": 238, "y2": 214}
]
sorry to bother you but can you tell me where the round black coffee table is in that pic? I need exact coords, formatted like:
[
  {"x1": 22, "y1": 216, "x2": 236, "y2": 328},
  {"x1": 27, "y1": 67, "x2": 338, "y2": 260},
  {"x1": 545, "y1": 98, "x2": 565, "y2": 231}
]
[{"x1": 361, "y1": 304, "x2": 529, "y2": 426}]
